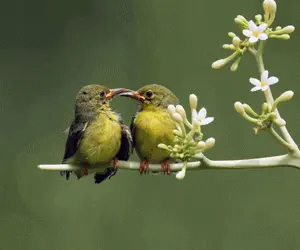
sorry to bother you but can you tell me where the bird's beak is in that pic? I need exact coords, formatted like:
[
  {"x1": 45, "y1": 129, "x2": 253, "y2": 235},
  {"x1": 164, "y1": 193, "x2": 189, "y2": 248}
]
[
  {"x1": 106, "y1": 88, "x2": 132, "y2": 100},
  {"x1": 119, "y1": 91, "x2": 145, "y2": 103}
]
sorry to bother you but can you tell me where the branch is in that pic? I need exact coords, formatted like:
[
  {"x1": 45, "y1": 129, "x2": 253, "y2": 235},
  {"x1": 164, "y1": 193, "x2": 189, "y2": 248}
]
[
  {"x1": 37, "y1": 153, "x2": 300, "y2": 176},
  {"x1": 253, "y1": 41, "x2": 300, "y2": 156}
]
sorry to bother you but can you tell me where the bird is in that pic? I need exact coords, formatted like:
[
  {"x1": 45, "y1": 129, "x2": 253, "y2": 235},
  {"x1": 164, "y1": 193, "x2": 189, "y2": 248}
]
[
  {"x1": 61, "y1": 84, "x2": 133, "y2": 184},
  {"x1": 120, "y1": 84, "x2": 179, "y2": 175}
]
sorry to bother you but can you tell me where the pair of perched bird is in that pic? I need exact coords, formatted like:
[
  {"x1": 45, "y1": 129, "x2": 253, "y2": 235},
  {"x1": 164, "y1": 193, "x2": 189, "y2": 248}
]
[{"x1": 61, "y1": 84, "x2": 179, "y2": 184}]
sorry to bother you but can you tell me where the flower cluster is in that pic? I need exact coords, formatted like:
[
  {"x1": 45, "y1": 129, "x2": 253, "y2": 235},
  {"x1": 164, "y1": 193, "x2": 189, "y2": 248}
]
[
  {"x1": 158, "y1": 94, "x2": 215, "y2": 179},
  {"x1": 234, "y1": 69, "x2": 294, "y2": 134},
  {"x1": 211, "y1": 0, "x2": 295, "y2": 71}
]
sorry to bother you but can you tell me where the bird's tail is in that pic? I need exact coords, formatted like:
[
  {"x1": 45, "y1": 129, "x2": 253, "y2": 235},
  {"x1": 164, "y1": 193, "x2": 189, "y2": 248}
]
[{"x1": 94, "y1": 168, "x2": 118, "y2": 184}]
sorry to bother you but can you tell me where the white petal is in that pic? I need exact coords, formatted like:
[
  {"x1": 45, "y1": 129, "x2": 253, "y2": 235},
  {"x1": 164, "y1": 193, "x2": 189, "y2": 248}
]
[
  {"x1": 258, "y1": 23, "x2": 268, "y2": 32},
  {"x1": 262, "y1": 85, "x2": 270, "y2": 91},
  {"x1": 249, "y1": 36, "x2": 258, "y2": 43},
  {"x1": 258, "y1": 33, "x2": 268, "y2": 40},
  {"x1": 267, "y1": 76, "x2": 279, "y2": 85},
  {"x1": 200, "y1": 117, "x2": 214, "y2": 125},
  {"x1": 251, "y1": 86, "x2": 262, "y2": 92},
  {"x1": 249, "y1": 77, "x2": 260, "y2": 86},
  {"x1": 242, "y1": 29, "x2": 252, "y2": 37},
  {"x1": 261, "y1": 70, "x2": 269, "y2": 82},
  {"x1": 198, "y1": 107, "x2": 207, "y2": 119},
  {"x1": 192, "y1": 109, "x2": 198, "y2": 120},
  {"x1": 248, "y1": 20, "x2": 257, "y2": 31}
]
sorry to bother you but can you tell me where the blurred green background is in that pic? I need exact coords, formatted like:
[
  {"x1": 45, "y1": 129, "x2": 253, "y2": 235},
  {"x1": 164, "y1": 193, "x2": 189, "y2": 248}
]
[{"x1": 1, "y1": 0, "x2": 300, "y2": 249}]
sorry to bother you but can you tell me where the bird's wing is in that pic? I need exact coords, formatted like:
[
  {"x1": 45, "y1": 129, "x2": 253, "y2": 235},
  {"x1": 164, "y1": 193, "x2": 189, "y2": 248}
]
[
  {"x1": 116, "y1": 119, "x2": 133, "y2": 161},
  {"x1": 129, "y1": 112, "x2": 138, "y2": 147},
  {"x1": 61, "y1": 120, "x2": 88, "y2": 180},
  {"x1": 62, "y1": 120, "x2": 88, "y2": 162}
]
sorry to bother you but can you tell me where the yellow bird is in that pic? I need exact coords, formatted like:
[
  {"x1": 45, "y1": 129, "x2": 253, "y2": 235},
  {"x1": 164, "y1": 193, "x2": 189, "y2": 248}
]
[
  {"x1": 121, "y1": 84, "x2": 179, "y2": 175},
  {"x1": 61, "y1": 84, "x2": 132, "y2": 184}
]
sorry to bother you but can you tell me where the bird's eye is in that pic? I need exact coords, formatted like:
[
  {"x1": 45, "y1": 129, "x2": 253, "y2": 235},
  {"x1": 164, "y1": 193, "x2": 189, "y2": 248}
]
[
  {"x1": 145, "y1": 90, "x2": 153, "y2": 98},
  {"x1": 99, "y1": 91, "x2": 105, "y2": 97}
]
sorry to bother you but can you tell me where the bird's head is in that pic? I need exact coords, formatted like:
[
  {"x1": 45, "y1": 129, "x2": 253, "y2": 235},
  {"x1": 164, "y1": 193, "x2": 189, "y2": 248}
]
[
  {"x1": 75, "y1": 84, "x2": 129, "y2": 115},
  {"x1": 120, "y1": 84, "x2": 179, "y2": 110}
]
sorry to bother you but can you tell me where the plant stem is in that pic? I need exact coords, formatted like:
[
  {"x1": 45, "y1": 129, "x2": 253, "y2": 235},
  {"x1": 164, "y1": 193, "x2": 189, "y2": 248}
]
[
  {"x1": 37, "y1": 153, "x2": 300, "y2": 175},
  {"x1": 253, "y1": 41, "x2": 300, "y2": 156},
  {"x1": 269, "y1": 126, "x2": 293, "y2": 151}
]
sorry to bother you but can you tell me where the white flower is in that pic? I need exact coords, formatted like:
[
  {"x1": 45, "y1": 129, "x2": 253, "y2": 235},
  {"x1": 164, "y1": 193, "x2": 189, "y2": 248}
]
[
  {"x1": 249, "y1": 70, "x2": 279, "y2": 92},
  {"x1": 243, "y1": 20, "x2": 268, "y2": 43},
  {"x1": 193, "y1": 107, "x2": 214, "y2": 125}
]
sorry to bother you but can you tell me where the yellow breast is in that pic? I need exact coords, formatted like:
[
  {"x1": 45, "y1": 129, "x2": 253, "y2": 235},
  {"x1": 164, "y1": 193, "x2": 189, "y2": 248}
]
[
  {"x1": 134, "y1": 109, "x2": 176, "y2": 163},
  {"x1": 79, "y1": 112, "x2": 121, "y2": 165}
]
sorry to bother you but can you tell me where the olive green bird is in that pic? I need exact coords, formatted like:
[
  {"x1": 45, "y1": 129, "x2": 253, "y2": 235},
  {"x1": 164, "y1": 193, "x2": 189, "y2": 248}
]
[
  {"x1": 61, "y1": 84, "x2": 133, "y2": 184},
  {"x1": 121, "y1": 84, "x2": 179, "y2": 175}
]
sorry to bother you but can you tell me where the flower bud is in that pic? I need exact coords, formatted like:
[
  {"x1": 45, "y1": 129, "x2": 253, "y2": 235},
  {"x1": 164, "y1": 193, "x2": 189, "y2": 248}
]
[
  {"x1": 262, "y1": 102, "x2": 270, "y2": 113},
  {"x1": 189, "y1": 94, "x2": 198, "y2": 110},
  {"x1": 277, "y1": 91, "x2": 294, "y2": 103},
  {"x1": 255, "y1": 14, "x2": 262, "y2": 23},
  {"x1": 230, "y1": 57, "x2": 241, "y2": 72},
  {"x1": 243, "y1": 103, "x2": 259, "y2": 117},
  {"x1": 212, "y1": 59, "x2": 226, "y2": 69},
  {"x1": 175, "y1": 105, "x2": 186, "y2": 119},
  {"x1": 158, "y1": 144, "x2": 169, "y2": 150},
  {"x1": 234, "y1": 15, "x2": 248, "y2": 29},
  {"x1": 232, "y1": 37, "x2": 241, "y2": 47},
  {"x1": 172, "y1": 112, "x2": 183, "y2": 123},
  {"x1": 280, "y1": 25, "x2": 295, "y2": 34},
  {"x1": 197, "y1": 141, "x2": 206, "y2": 149},
  {"x1": 228, "y1": 32, "x2": 236, "y2": 38},
  {"x1": 167, "y1": 105, "x2": 176, "y2": 116},
  {"x1": 281, "y1": 34, "x2": 290, "y2": 40},
  {"x1": 270, "y1": 34, "x2": 290, "y2": 40},
  {"x1": 173, "y1": 129, "x2": 182, "y2": 137},
  {"x1": 176, "y1": 168, "x2": 186, "y2": 180},
  {"x1": 205, "y1": 137, "x2": 215, "y2": 149},
  {"x1": 263, "y1": 0, "x2": 277, "y2": 15},
  {"x1": 234, "y1": 101, "x2": 245, "y2": 115},
  {"x1": 274, "y1": 118, "x2": 286, "y2": 127},
  {"x1": 222, "y1": 44, "x2": 235, "y2": 50}
]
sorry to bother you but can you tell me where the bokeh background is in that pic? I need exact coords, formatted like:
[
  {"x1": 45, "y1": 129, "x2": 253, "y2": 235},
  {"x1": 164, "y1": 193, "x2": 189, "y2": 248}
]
[{"x1": 1, "y1": 0, "x2": 300, "y2": 249}]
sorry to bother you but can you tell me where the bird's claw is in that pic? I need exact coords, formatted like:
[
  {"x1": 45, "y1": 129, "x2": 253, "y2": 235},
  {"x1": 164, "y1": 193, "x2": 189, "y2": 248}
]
[
  {"x1": 81, "y1": 167, "x2": 88, "y2": 175},
  {"x1": 161, "y1": 160, "x2": 171, "y2": 175},
  {"x1": 60, "y1": 171, "x2": 72, "y2": 180},
  {"x1": 108, "y1": 158, "x2": 118, "y2": 179},
  {"x1": 113, "y1": 158, "x2": 118, "y2": 170},
  {"x1": 139, "y1": 160, "x2": 149, "y2": 175}
]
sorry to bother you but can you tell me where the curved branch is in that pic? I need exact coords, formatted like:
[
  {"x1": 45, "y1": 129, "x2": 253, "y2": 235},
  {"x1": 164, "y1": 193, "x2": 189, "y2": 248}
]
[{"x1": 37, "y1": 153, "x2": 300, "y2": 176}]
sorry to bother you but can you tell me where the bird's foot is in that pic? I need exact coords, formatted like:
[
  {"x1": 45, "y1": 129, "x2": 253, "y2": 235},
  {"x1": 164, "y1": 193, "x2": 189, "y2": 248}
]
[
  {"x1": 81, "y1": 167, "x2": 88, "y2": 176},
  {"x1": 161, "y1": 159, "x2": 171, "y2": 175},
  {"x1": 140, "y1": 160, "x2": 149, "y2": 175},
  {"x1": 108, "y1": 158, "x2": 118, "y2": 179},
  {"x1": 60, "y1": 171, "x2": 72, "y2": 180},
  {"x1": 113, "y1": 158, "x2": 118, "y2": 170}
]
